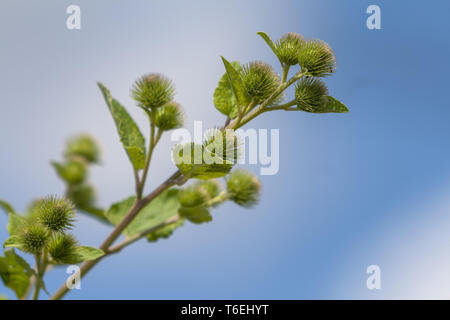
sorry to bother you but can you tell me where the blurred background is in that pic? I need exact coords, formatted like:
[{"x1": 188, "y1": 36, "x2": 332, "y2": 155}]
[{"x1": 1, "y1": 0, "x2": 450, "y2": 299}]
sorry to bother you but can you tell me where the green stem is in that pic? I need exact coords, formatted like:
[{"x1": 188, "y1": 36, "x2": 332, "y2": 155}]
[
  {"x1": 32, "y1": 253, "x2": 45, "y2": 300},
  {"x1": 282, "y1": 64, "x2": 290, "y2": 83},
  {"x1": 227, "y1": 70, "x2": 304, "y2": 130},
  {"x1": 137, "y1": 114, "x2": 162, "y2": 199}
]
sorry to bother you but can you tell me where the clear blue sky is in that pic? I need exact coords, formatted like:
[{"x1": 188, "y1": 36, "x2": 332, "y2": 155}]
[{"x1": 1, "y1": 0, "x2": 450, "y2": 299}]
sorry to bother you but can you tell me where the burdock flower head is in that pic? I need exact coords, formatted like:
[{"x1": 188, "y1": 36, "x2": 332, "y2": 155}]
[
  {"x1": 241, "y1": 61, "x2": 280, "y2": 104},
  {"x1": 154, "y1": 101, "x2": 184, "y2": 131},
  {"x1": 178, "y1": 184, "x2": 210, "y2": 208},
  {"x1": 275, "y1": 32, "x2": 304, "y2": 66},
  {"x1": 226, "y1": 169, "x2": 261, "y2": 207},
  {"x1": 295, "y1": 77, "x2": 329, "y2": 112},
  {"x1": 297, "y1": 40, "x2": 336, "y2": 77},
  {"x1": 64, "y1": 134, "x2": 100, "y2": 164},
  {"x1": 131, "y1": 73, "x2": 175, "y2": 109},
  {"x1": 17, "y1": 223, "x2": 49, "y2": 254},
  {"x1": 48, "y1": 233, "x2": 79, "y2": 264},
  {"x1": 37, "y1": 196, "x2": 75, "y2": 233}
]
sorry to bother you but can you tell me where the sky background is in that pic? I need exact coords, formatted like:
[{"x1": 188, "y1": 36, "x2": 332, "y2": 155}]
[{"x1": 1, "y1": 0, "x2": 450, "y2": 299}]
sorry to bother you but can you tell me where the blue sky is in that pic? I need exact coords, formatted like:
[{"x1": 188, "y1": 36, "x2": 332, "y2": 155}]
[{"x1": 1, "y1": 0, "x2": 450, "y2": 299}]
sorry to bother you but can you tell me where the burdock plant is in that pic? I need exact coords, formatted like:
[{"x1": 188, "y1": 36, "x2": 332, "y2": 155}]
[{"x1": 0, "y1": 31, "x2": 348, "y2": 300}]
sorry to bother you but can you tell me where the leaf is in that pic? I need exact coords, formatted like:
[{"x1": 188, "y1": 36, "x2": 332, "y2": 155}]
[
  {"x1": 105, "y1": 189, "x2": 181, "y2": 237},
  {"x1": 0, "y1": 249, "x2": 33, "y2": 299},
  {"x1": 146, "y1": 219, "x2": 184, "y2": 242},
  {"x1": 179, "y1": 206, "x2": 212, "y2": 224},
  {"x1": 173, "y1": 143, "x2": 233, "y2": 180},
  {"x1": 257, "y1": 31, "x2": 279, "y2": 58},
  {"x1": 3, "y1": 236, "x2": 21, "y2": 250},
  {"x1": 98, "y1": 82, "x2": 146, "y2": 171},
  {"x1": 7, "y1": 212, "x2": 25, "y2": 236},
  {"x1": 0, "y1": 200, "x2": 15, "y2": 215},
  {"x1": 220, "y1": 57, "x2": 249, "y2": 108},
  {"x1": 323, "y1": 96, "x2": 349, "y2": 113},
  {"x1": 73, "y1": 246, "x2": 105, "y2": 262},
  {"x1": 300, "y1": 96, "x2": 349, "y2": 114},
  {"x1": 213, "y1": 61, "x2": 242, "y2": 118}
]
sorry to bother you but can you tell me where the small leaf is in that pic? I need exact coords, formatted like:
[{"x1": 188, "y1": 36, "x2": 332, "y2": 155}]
[
  {"x1": 105, "y1": 189, "x2": 181, "y2": 237},
  {"x1": 0, "y1": 200, "x2": 15, "y2": 215},
  {"x1": 0, "y1": 249, "x2": 33, "y2": 299},
  {"x1": 257, "y1": 32, "x2": 279, "y2": 59},
  {"x1": 146, "y1": 219, "x2": 184, "y2": 242},
  {"x1": 323, "y1": 96, "x2": 349, "y2": 113},
  {"x1": 300, "y1": 96, "x2": 349, "y2": 113},
  {"x1": 7, "y1": 212, "x2": 25, "y2": 236},
  {"x1": 3, "y1": 236, "x2": 22, "y2": 249},
  {"x1": 221, "y1": 57, "x2": 249, "y2": 108},
  {"x1": 98, "y1": 82, "x2": 146, "y2": 171},
  {"x1": 179, "y1": 206, "x2": 212, "y2": 224},
  {"x1": 173, "y1": 143, "x2": 233, "y2": 180},
  {"x1": 213, "y1": 61, "x2": 242, "y2": 118},
  {"x1": 73, "y1": 246, "x2": 105, "y2": 262}
]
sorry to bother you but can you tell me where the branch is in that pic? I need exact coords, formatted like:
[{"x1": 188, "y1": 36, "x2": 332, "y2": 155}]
[{"x1": 50, "y1": 170, "x2": 183, "y2": 300}]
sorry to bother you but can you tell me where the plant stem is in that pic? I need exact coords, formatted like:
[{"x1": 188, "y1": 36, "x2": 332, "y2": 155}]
[
  {"x1": 107, "y1": 215, "x2": 180, "y2": 254},
  {"x1": 227, "y1": 70, "x2": 304, "y2": 129},
  {"x1": 137, "y1": 115, "x2": 158, "y2": 199},
  {"x1": 282, "y1": 64, "x2": 290, "y2": 83}
]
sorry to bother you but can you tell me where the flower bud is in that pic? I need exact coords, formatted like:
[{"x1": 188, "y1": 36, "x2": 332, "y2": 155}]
[
  {"x1": 203, "y1": 129, "x2": 240, "y2": 164},
  {"x1": 131, "y1": 73, "x2": 175, "y2": 109},
  {"x1": 52, "y1": 159, "x2": 86, "y2": 185},
  {"x1": 297, "y1": 40, "x2": 336, "y2": 77},
  {"x1": 37, "y1": 196, "x2": 75, "y2": 233},
  {"x1": 67, "y1": 184, "x2": 96, "y2": 209},
  {"x1": 154, "y1": 101, "x2": 184, "y2": 131},
  {"x1": 48, "y1": 233, "x2": 79, "y2": 264},
  {"x1": 18, "y1": 223, "x2": 48, "y2": 254},
  {"x1": 294, "y1": 77, "x2": 329, "y2": 112},
  {"x1": 226, "y1": 169, "x2": 261, "y2": 207},
  {"x1": 64, "y1": 134, "x2": 100, "y2": 164},
  {"x1": 241, "y1": 61, "x2": 280, "y2": 104},
  {"x1": 178, "y1": 185, "x2": 209, "y2": 208},
  {"x1": 196, "y1": 180, "x2": 222, "y2": 199},
  {"x1": 275, "y1": 32, "x2": 304, "y2": 66}
]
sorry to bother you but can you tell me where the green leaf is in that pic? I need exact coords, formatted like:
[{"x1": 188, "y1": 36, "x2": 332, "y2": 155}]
[
  {"x1": 220, "y1": 57, "x2": 249, "y2": 108},
  {"x1": 213, "y1": 61, "x2": 243, "y2": 118},
  {"x1": 105, "y1": 189, "x2": 181, "y2": 237},
  {"x1": 98, "y1": 82, "x2": 146, "y2": 171},
  {"x1": 179, "y1": 206, "x2": 212, "y2": 224},
  {"x1": 73, "y1": 246, "x2": 105, "y2": 262},
  {"x1": 323, "y1": 96, "x2": 349, "y2": 113},
  {"x1": 301, "y1": 96, "x2": 349, "y2": 113},
  {"x1": 173, "y1": 143, "x2": 233, "y2": 180},
  {"x1": 0, "y1": 249, "x2": 33, "y2": 299},
  {"x1": 7, "y1": 212, "x2": 25, "y2": 236},
  {"x1": 146, "y1": 219, "x2": 184, "y2": 242},
  {"x1": 257, "y1": 32, "x2": 279, "y2": 59},
  {"x1": 0, "y1": 200, "x2": 15, "y2": 215},
  {"x1": 3, "y1": 236, "x2": 21, "y2": 250}
]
